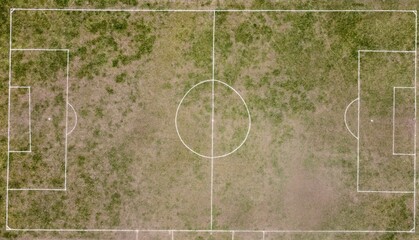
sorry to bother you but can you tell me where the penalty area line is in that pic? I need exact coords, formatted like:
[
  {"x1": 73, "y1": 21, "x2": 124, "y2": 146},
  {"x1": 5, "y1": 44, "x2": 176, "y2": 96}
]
[
  {"x1": 8, "y1": 188, "x2": 66, "y2": 191},
  {"x1": 357, "y1": 190, "x2": 414, "y2": 194}
]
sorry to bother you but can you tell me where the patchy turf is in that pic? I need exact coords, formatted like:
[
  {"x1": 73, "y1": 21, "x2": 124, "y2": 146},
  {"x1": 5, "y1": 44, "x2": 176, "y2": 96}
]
[{"x1": 2, "y1": 1, "x2": 419, "y2": 240}]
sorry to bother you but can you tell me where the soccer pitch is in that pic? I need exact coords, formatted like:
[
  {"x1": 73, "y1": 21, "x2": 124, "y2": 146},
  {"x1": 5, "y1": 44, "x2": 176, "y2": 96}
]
[{"x1": 4, "y1": 5, "x2": 419, "y2": 240}]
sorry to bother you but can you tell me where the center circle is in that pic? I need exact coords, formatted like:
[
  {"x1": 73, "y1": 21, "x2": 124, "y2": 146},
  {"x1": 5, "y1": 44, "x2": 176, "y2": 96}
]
[{"x1": 175, "y1": 79, "x2": 251, "y2": 159}]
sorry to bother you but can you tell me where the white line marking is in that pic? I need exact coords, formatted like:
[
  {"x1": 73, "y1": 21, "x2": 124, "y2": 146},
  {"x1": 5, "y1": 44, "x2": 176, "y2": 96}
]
[
  {"x1": 232, "y1": 231, "x2": 234, "y2": 240},
  {"x1": 28, "y1": 86, "x2": 31, "y2": 152},
  {"x1": 11, "y1": 8, "x2": 417, "y2": 13},
  {"x1": 8, "y1": 188, "x2": 66, "y2": 191},
  {"x1": 393, "y1": 153, "x2": 416, "y2": 156},
  {"x1": 174, "y1": 80, "x2": 251, "y2": 159},
  {"x1": 9, "y1": 150, "x2": 31, "y2": 153},
  {"x1": 212, "y1": 10, "x2": 215, "y2": 80},
  {"x1": 413, "y1": 10, "x2": 417, "y2": 231},
  {"x1": 66, "y1": 102, "x2": 78, "y2": 136},
  {"x1": 7, "y1": 228, "x2": 415, "y2": 233},
  {"x1": 7, "y1": 8, "x2": 416, "y2": 235},
  {"x1": 357, "y1": 50, "x2": 416, "y2": 196},
  {"x1": 11, "y1": 48, "x2": 68, "y2": 51},
  {"x1": 358, "y1": 50, "x2": 415, "y2": 53},
  {"x1": 344, "y1": 98, "x2": 359, "y2": 139},
  {"x1": 393, "y1": 87, "x2": 396, "y2": 155},
  {"x1": 357, "y1": 50, "x2": 361, "y2": 192},
  {"x1": 357, "y1": 190, "x2": 414, "y2": 194},
  {"x1": 262, "y1": 231, "x2": 265, "y2": 240},
  {"x1": 8, "y1": 48, "x2": 70, "y2": 191},
  {"x1": 210, "y1": 10, "x2": 216, "y2": 231},
  {"x1": 171, "y1": 230, "x2": 174, "y2": 240},
  {"x1": 64, "y1": 50, "x2": 69, "y2": 190},
  {"x1": 6, "y1": 8, "x2": 13, "y2": 227},
  {"x1": 135, "y1": 230, "x2": 139, "y2": 240}
]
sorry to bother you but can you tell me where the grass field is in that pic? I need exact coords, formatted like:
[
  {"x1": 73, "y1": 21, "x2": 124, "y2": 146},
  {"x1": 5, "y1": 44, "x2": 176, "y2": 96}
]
[{"x1": 2, "y1": 1, "x2": 419, "y2": 240}]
